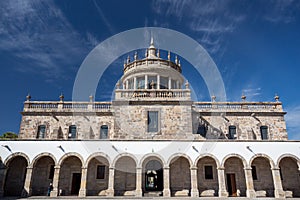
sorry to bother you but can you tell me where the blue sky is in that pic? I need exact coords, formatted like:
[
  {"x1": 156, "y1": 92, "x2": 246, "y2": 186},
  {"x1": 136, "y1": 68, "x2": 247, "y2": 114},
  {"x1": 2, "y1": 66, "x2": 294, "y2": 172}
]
[{"x1": 0, "y1": 0, "x2": 300, "y2": 139}]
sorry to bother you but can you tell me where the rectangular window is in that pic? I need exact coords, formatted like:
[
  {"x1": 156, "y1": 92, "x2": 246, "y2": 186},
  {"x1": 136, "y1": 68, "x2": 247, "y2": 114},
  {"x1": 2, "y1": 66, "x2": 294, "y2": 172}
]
[
  {"x1": 97, "y1": 165, "x2": 105, "y2": 179},
  {"x1": 100, "y1": 125, "x2": 108, "y2": 139},
  {"x1": 251, "y1": 166, "x2": 258, "y2": 180},
  {"x1": 196, "y1": 124, "x2": 207, "y2": 137},
  {"x1": 148, "y1": 76, "x2": 157, "y2": 89},
  {"x1": 204, "y1": 165, "x2": 213, "y2": 179},
  {"x1": 137, "y1": 76, "x2": 145, "y2": 89},
  {"x1": 68, "y1": 125, "x2": 77, "y2": 139},
  {"x1": 37, "y1": 125, "x2": 46, "y2": 139},
  {"x1": 128, "y1": 78, "x2": 134, "y2": 89},
  {"x1": 228, "y1": 126, "x2": 236, "y2": 139},
  {"x1": 260, "y1": 126, "x2": 268, "y2": 140},
  {"x1": 160, "y1": 77, "x2": 168, "y2": 89},
  {"x1": 148, "y1": 111, "x2": 158, "y2": 132},
  {"x1": 49, "y1": 165, "x2": 55, "y2": 180},
  {"x1": 171, "y1": 79, "x2": 177, "y2": 89}
]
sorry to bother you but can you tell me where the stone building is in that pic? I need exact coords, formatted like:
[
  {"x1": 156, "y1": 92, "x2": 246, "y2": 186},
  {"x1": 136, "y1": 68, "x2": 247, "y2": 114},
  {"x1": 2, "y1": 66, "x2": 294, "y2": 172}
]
[{"x1": 0, "y1": 39, "x2": 299, "y2": 198}]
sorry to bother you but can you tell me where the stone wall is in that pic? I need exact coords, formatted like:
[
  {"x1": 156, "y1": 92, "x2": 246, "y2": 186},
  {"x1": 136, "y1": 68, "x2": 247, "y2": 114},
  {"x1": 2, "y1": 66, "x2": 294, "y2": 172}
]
[
  {"x1": 280, "y1": 157, "x2": 300, "y2": 197},
  {"x1": 170, "y1": 157, "x2": 191, "y2": 195}
]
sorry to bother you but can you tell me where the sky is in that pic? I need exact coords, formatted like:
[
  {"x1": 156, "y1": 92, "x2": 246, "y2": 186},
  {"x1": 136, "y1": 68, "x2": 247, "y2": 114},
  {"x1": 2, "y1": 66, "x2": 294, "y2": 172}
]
[{"x1": 0, "y1": 0, "x2": 300, "y2": 139}]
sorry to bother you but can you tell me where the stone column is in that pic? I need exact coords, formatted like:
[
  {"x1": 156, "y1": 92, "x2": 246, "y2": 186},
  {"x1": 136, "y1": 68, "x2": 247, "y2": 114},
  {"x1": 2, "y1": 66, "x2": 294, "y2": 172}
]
[
  {"x1": 217, "y1": 167, "x2": 228, "y2": 197},
  {"x1": 168, "y1": 77, "x2": 172, "y2": 89},
  {"x1": 190, "y1": 167, "x2": 199, "y2": 197},
  {"x1": 145, "y1": 75, "x2": 148, "y2": 89},
  {"x1": 135, "y1": 167, "x2": 143, "y2": 197},
  {"x1": 107, "y1": 167, "x2": 115, "y2": 197},
  {"x1": 50, "y1": 165, "x2": 60, "y2": 197},
  {"x1": 163, "y1": 167, "x2": 171, "y2": 197},
  {"x1": 79, "y1": 167, "x2": 87, "y2": 197},
  {"x1": 22, "y1": 166, "x2": 33, "y2": 197},
  {"x1": 0, "y1": 166, "x2": 7, "y2": 197},
  {"x1": 271, "y1": 167, "x2": 285, "y2": 198},
  {"x1": 157, "y1": 75, "x2": 160, "y2": 89},
  {"x1": 126, "y1": 80, "x2": 129, "y2": 89},
  {"x1": 244, "y1": 167, "x2": 256, "y2": 198},
  {"x1": 133, "y1": 77, "x2": 137, "y2": 90}
]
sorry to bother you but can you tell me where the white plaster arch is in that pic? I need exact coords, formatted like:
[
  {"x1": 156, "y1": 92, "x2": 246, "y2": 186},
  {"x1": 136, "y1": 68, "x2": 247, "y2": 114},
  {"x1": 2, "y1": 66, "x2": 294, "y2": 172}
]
[
  {"x1": 167, "y1": 153, "x2": 193, "y2": 167},
  {"x1": 111, "y1": 153, "x2": 138, "y2": 168},
  {"x1": 30, "y1": 152, "x2": 57, "y2": 168},
  {"x1": 249, "y1": 153, "x2": 276, "y2": 169},
  {"x1": 4, "y1": 152, "x2": 30, "y2": 166},
  {"x1": 58, "y1": 152, "x2": 84, "y2": 166},
  {"x1": 194, "y1": 153, "x2": 221, "y2": 168},
  {"x1": 139, "y1": 153, "x2": 166, "y2": 168},
  {"x1": 84, "y1": 152, "x2": 111, "y2": 168},
  {"x1": 221, "y1": 153, "x2": 248, "y2": 168},
  {"x1": 276, "y1": 153, "x2": 300, "y2": 168}
]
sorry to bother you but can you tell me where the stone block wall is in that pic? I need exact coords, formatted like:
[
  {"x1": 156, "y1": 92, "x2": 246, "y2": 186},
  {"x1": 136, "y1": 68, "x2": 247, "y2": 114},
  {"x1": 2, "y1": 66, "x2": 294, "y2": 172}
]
[
  {"x1": 280, "y1": 157, "x2": 300, "y2": 197},
  {"x1": 170, "y1": 157, "x2": 191, "y2": 195}
]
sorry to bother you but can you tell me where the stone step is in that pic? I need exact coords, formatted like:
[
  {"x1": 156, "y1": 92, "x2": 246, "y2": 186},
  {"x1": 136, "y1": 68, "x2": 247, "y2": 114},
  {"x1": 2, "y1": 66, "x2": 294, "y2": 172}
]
[{"x1": 144, "y1": 191, "x2": 163, "y2": 197}]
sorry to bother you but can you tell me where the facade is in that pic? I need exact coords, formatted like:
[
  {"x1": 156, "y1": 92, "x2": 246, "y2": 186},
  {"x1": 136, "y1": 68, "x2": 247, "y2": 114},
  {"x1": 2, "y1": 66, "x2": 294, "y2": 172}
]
[{"x1": 0, "y1": 39, "x2": 299, "y2": 198}]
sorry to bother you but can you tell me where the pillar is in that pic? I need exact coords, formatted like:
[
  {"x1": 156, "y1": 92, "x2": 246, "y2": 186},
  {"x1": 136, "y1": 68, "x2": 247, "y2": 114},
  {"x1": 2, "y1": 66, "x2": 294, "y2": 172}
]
[
  {"x1": 157, "y1": 75, "x2": 160, "y2": 89},
  {"x1": 22, "y1": 166, "x2": 33, "y2": 197},
  {"x1": 0, "y1": 165, "x2": 7, "y2": 197},
  {"x1": 107, "y1": 167, "x2": 115, "y2": 197},
  {"x1": 133, "y1": 77, "x2": 137, "y2": 90},
  {"x1": 145, "y1": 75, "x2": 148, "y2": 89},
  {"x1": 163, "y1": 167, "x2": 170, "y2": 197},
  {"x1": 271, "y1": 167, "x2": 285, "y2": 198},
  {"x1": 135, "y1": 167, "x2": 142, "y2": 197},
  {"x1": 190, "y1": 167, "x2": 199, "y2": 197},
  {"x1": 126, "y1": 80, "x2": 129, "y2": 89},
  {"x1": 168, "y1": 77, "x2": 172, "y2": 89},
  {"x1": 217, "y1": 167, "x2": 228, "y2": 197},
  {"x1": 244, "y1": 167, "x2": 256, "y2": 198},
  {"x1": 50, "y1": 165, "x2": 60, "y2": 197},
  {"x1": 79, "y1": 167, "x2": 87, "y2": 197}
]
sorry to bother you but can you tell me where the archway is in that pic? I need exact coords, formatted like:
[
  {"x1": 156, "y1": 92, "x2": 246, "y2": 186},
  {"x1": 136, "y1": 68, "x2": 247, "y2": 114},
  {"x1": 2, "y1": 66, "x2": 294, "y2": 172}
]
[
  {"x1": 86, "y1": 156, "x2": 109, "y2": 196},
  {"x1": 279, "y1": 157, "x2": 300, "y2": 197},
  {"x1": 143, "y1": 158, "x2": 163, "y2": 195},
  {"x1": 224, "y1": 157, "x2": 246, "y2": 197},
  {"x1": 58, "y1": 156, "x2": 82, "y2": 196},
  {"x1": 114, "y1": 156, "x2": 136, "y2": 196},
  {"x1": 4, "y1": 156, "x2": 28, "y2": 196},
  {"x1": 196, "y1": 156, "x2": 219, "y2": 196},
  {"x1": 169, "y1": 156, "x2": 191, "y2": 196},
  {"x1": 31, "y1": 156, "x2": 55, "y2": 195},
  {"x1": 251, "y1": 157, "x2": 274, "y2": 197}
]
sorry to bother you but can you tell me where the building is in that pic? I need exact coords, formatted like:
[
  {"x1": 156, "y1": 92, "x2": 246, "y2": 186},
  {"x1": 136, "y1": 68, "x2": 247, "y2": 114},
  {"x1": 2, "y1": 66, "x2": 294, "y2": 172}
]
[{"x1": 0, "y1": 39, "x2": 299, "y2": 198}]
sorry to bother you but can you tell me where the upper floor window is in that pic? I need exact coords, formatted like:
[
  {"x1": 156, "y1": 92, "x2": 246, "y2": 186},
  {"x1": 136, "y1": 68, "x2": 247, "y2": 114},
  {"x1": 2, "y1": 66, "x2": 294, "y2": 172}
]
[
  {"x1": 228, "y1": 126, "x2": 236, "y2": 139},
  {"x1": 148, "y1": 111, "x2": 158, "y2": 132},
  {"x1": 260, "y1": 126, "x2": 268, "y2": 140},
  {"x1": 100, "y1": 125, "x2": 108, "y2": 139},
  {"x1": 196, "y1": 124, "x2": 207, "y2": 137},
  {"x1": 137, "y1": 76, "x2": 145, "y2": 89},
  {"x1": 148, "y1": 76, "x2": 157, "y2": 89},
  {"x1": 171, "y1": 79, "x2": 177, "y2": 89},
  {"x1": 68, "y1": 125, "x2": 77, "y2": 139},
  {"x1": 37, "y1": 125, "x2": 46, "y2": 139},
  {"x1": 160, "y1": 77, "x2": 168, "y2": 89}
]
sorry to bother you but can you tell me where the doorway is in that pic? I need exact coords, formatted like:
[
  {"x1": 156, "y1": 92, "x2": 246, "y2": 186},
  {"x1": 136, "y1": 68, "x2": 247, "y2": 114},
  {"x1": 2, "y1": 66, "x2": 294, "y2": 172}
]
[
  {"x1": 226, "y1": 173, "x2": 237, "y2": 196},
  {"x1": 71, "y1": 173, "x2": 81, "y2": 195},
  {"x1": 144, "y1": 160, "x2": 163, "y2": 192}
]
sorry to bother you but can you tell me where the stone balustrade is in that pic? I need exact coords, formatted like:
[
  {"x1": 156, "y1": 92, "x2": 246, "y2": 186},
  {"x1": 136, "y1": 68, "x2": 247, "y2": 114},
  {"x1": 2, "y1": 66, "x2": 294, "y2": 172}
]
[{"x1": 23, "y1": 101, "x2": 112, "y2": 112}]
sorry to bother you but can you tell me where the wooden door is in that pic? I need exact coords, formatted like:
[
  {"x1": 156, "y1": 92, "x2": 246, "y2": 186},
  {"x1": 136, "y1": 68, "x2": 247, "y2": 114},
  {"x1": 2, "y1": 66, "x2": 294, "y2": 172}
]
[
  {"x1": 227, "y1": 173, "x2": 237, "y2": 196},
  {"x1": 71, "y1": 173, "x2": 81, "y2": 195}
]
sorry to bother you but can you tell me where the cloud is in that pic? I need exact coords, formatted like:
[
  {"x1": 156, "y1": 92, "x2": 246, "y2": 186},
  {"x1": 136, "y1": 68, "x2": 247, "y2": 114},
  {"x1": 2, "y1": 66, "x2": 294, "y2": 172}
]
[
  {"x1": 285, "y1": 105, "x2": 300, "y2": 140},
  {"x1": 240, "y1": 87, "x2": 262, "y2": 101}
]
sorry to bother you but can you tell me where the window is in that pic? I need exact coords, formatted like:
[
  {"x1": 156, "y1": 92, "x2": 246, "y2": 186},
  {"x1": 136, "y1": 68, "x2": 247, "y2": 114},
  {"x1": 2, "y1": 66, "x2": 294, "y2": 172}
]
[
  {"x1": 251, "y1": 166, "x2": 257, "y2": 180},
  {"x1": 160, "y1": 77, "x2": 168, "y2": 89},
  {"x1": 204, "y1": 166, "x2": 213, "y2": 179},
  {"x1": 97, "y1": 165, "x2": 105, "y2": 179},
  {"x1": 228, "y1": 126, "x2": 236, "y2": 139},
  {"x1": 49, "y1": 165, "x2": 55, "y2": 179},
  {"x1": 148, "y1": 76, "x2": 157, "y2": 89},
  {"x1": 100, "y1": 125, "x2": 108, "y2": 139},
  {"x1": 148, "y1": 111, "x2": 158, "y2": 132},
  {"x1": 260, "y1": 126, "x2": 268, "y2": 140},
  {"x1": 196, "y1": 124, "x2": 207, "y2": 137},
  {"x1": 171, "y1": 79, "x2": 177, "y2": 89},
  {"x1": 68, "y1": 125, "x2": 77, "y2": 139},
  {"x1": 37, "y1": 125, "x2": 46, "y2": 139},
  {"x1": 128, "y1": 78, "x2": 134, "y2": 89},
  {"x1": 137, "y1": 76, "x2": 145, "y2": 89}
]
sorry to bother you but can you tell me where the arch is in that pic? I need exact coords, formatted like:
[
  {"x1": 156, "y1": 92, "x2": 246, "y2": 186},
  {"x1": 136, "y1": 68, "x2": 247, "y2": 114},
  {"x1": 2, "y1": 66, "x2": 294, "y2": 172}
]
[
  {"x1": 276, "y1": 153, "x2": 300, "y2": 168},
  {"x1": 58, "y1": 152, "x2": 84, "y2": 166},
  {"x1": 139, "y1": 153, "x2": 166, "y2": 168},
  {"x1": 167, "y1": 153, "x2": 193, "y2": 167},
  {"x1": 221, "y1": 153, "x2": 247, "y2": 168},
  {"x1": 194, "y1": 153, "x2": 220, "y2": 168},
  {"x1": 4, "y1": 152, "x2": 30, "y2": 166},
  {"x1": 249, "y1": 153, "x2": 275, "y2": 169},
  {"x1": 84, "y1": 152, "x2": 111, "y2": 168},
  {"x1": 111, "y1": 153, "x2": 138, "y2": 168},
  {"x1": 31, "y1": 152, "x2": 57, "y2": 167}
]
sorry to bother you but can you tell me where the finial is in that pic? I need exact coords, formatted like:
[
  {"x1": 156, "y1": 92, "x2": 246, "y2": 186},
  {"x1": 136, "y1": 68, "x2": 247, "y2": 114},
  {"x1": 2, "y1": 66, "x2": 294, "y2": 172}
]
[
  {"x1": 175, "y1": 55, "x2": 178, "y2": 64},
  {"x1": 89, "y1": 94, "x2": 94, "y2": 102},
  {"x1": 211, "y1": 95, "x2": 216, "y2": 102},
  {"x1": 241, "y1": 93, "x2": 246, "y2": 101},
  {"x1": 150, "y1": 36, "x2": 154, "y2": 46},
  {"x1": 157, "y1": 49, "x2": 160, "y2": 58},
  {"x1": 26, "y1": 93, "x2": 31, "y2": 101},
  {"x1": 274, "y1": 93, "x2": 280, "y2": 102},
  {"x1": 123, "y1": 59, "x2": 126, "y2": 68},
  {"x1": 126, "y1": 55, "x2": 130, "y2": 64},
  {"x1": 178, "y1": 60, "x2": 181, "y2": 67},
  {"x1": 59, "y1": 93, "x2": 64, "y2": 102},
  {"x1": 134, "y1": 51, "x2": 137, "y2": 61},
  {"x1": 168, "y1": 51, "x2": 170, "y2": 60},
  {"x1": 185, "y1": 80, "x2": 189, "y2": 89}
]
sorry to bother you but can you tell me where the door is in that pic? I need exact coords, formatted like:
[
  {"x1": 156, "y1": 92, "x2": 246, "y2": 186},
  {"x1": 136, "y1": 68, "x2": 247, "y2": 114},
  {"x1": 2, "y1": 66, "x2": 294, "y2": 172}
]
[
  {"x1": 227, "y1": 173, "x2": 237, "y2": 196},
  {"x1": 71, "y1": 173, "x2": 81, "y2": 195}
]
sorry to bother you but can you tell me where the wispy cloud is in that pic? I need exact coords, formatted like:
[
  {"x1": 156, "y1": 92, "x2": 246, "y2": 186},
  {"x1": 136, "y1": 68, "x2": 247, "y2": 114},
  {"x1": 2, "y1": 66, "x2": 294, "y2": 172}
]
[{"x1": 285, "y1": 105, "x2": 300, "y2": 140}]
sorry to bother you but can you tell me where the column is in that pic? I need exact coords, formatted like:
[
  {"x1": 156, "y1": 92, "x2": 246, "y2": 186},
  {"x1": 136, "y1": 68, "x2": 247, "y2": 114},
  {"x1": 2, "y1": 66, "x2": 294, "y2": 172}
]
[
  {"x1": 271, "y1": 167, "x2": 285, "y2": 198},
  {"x1": 123, "y1": 82, "x2": 126, "y2": 90},
  {"x1": 217, "y1": 167, "x2": 228, "y2": 197},
  {"x1": 133, "y1": 77, "x2": 137, "y2": 90},
  {"x1": 244, "y1": 167, "x2": 256, "y2": 198},
  {"x1": 145, "y1": 75, "x2": 148, "y2": 89},
  {"x1": 0, "y1": 166, "x2": 7, "y2": 197},
  {"x1": 135, "y1": 167, "x2": 142, "y2": 197},
  {"x1": 22, "y1": 166, "x2": 33, "y2": 197},
  {"x1": 107, "y1": 167, "x2": 115, "y2": 197},
  {"x1": 126, "y1": 80, "x2": 129, "y2": 89},
  {"x1": 190, "y1": 167, "x2": 199, "y2": 197},
  {"x1": 79, "y1": 167, "x2": 87, "y2": 197},
  {"x1": 168, "y1": 77, "x2": 172, "y2": 89},
  {"x1": 50, "y1": 165, "x2": 60, "y2": 197},
  {"x1": 157, "y1": 75, "x2": 160, "y2": 89},
  {"x1": 163, "y1": 167, "x2": 170, "y2": 197}
]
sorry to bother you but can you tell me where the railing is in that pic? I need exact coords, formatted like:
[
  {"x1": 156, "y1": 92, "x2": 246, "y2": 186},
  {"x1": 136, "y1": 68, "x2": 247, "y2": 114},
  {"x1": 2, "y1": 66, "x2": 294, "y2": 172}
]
[
  {"x1": 115, "y1": 89, "x2": 191, "y2": 100},
  {"x1": 192, "y1": 102, "x2": 283, "y2": 112},
  {"x1": 24, "y1": 101, "x2": 112, "y2": 112},
  {"x1": 124, "y1": 58, "x2": 182, "y2": 73}
]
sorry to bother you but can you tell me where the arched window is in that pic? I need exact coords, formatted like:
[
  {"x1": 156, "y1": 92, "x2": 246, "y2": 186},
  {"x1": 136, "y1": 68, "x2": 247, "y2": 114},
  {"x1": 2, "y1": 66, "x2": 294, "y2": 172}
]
[
  {"x1": 68, "y1": 125, "x2": 77, "y2": 139},
  {"x1": 228, "y1": 125, "x2": 236, "y2": 139},
  {"x1": 100, "y1": 125, "x2": 108, "y2": 139},
  {"x1": 37, "y1": 125, "x2": 46, "y2": 139},
  {"x1": 260, "y1": 126, "x2": 268, "y2": 140}
]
